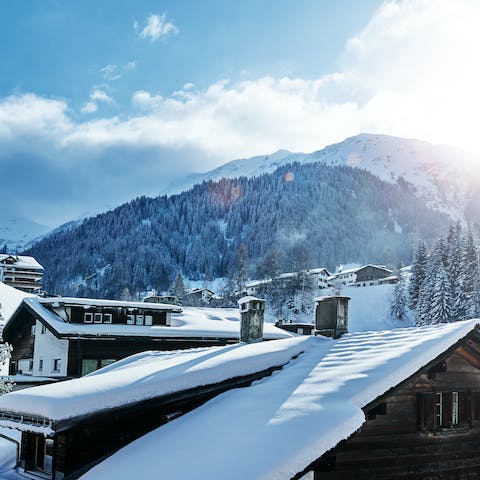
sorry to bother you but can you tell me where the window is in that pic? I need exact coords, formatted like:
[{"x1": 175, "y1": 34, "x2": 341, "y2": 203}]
[
  {"x1": 100, "y1": 359, "x2": 116, "y2": 368},
  {"x1": 29, "y1": 360, "x2": 33, "y2": 371},
  {"x1": 418, "y1": 391, "x2": 466, "y2": 431},
  {"x1": 103, "y1": 313, "x2": 113, "y2": 324},
  {"x1": 52, "y1": 359, "x2": 61, "y2": 372},
  {"x1": 136, "y1": 315, "x2": 144, "y2": 325},
  {"x1": 84, "y1": 312, "x2": 93, "y2": 323},
  {"x1": 127, "y1": 314, "x2": 135, "y2": 325},
  {"x1": 297, "y1": 328, "x2": 304, "y2": 334},
  {"x1": 144, "y1": 315, "x2": 153, "y2": 326},
  {"x1": 81, "y1": 359, "x2": 98, "y2": 376},
  {"x1": 41, "y1": 325, "x2": 47, "y2": 334},
  {"x1": 94, "y1": 313, "x2": 103, "y2": 323},
  {"x1": 452, "y1": 391, "x2": 459, "y2": 425},
  {"x1": 31, "y1": 325, "x2": 36, "y2": 336},
  {"x1": 39, "y1": 359, "x2": 43, "y2": 371}
]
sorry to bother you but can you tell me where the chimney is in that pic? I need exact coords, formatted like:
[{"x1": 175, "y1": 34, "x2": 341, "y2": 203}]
[
  {"x1": 238, "y1": 296, "x2": 266, "y2": 343},
  {"x1": 314, "y1": 295, "x2": 350, "y2": 339}
]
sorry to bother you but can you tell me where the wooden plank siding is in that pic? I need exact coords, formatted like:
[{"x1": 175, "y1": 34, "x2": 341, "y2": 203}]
[
  {"x1": 305, "y1": 349, "x2": 480, "y2": 480},
  {"x1": 9, "y1": 308, "x2": 35, "y2": 374}
]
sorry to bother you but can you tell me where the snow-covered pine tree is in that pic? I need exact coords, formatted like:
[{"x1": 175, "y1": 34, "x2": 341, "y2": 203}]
[
  {"x1": 391, "y1": 277, "x2": 407, "y2": 321},
  {"x1": 408, "y1": 241, "x2": 428, "y2": 309},
  {"x1": 430, "y1": 268, "x2": 453, "y2": 324},
  {"x1": 235, "y1": 243, "x2": 248, "y2": 295},
  {"x1": 446, "y1": 222, "x2": 463, "y2": 318},
  {"x1": 170, "y1": 272, "x2": 187, "y2": 305},
  {"x1": 455, "y1": 230, "x2": 480, "y2": 320}
]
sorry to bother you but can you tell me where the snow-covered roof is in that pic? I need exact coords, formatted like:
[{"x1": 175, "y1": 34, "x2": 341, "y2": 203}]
[
  {"x1": 332, "y1": 264, "x2": 393, "y2": 277},
  {"x1": 0, "y1": 337, "x2": 308, "y2": 429},
  {"x1": 82, "y1": 319, "x2": 480, "y2": 480},
  {"x1": 8, "y1": 299, "x2": 290, "y2": 340},
  {"x1": 237, "y1": 296, "x2": 265, "y2": 304},
  {"x1": 0, "y1": 282, "x2": 35, "y2": 323},
  {"x1": 0, "y1": 255, "x2": 43, "y2": 270},
  {"x1": 38, "y1": 297, "x2": 182, "y2": 312}
]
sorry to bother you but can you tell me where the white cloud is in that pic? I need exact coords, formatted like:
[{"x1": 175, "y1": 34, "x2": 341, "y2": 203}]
[
  {"x1": 81, "y1": 89, "x2": 113, "y2": 114},
  {"x1": 3, "y1": 0, "x2": 480, "y2": 224},
  {"x1": 136, "y1": 13, "x2": 178, "y2": 42},
  {"x1": 124, "y1": 61, "x2": 136, "y2": 70},
  {"x1": 81, "y1": 101, "x2": 97, "y2": 114}
]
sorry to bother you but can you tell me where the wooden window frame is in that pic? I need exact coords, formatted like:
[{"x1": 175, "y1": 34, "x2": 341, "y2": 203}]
[
  {"x1": 52, "y1": 359, "x2": 61, "y2": 373},
  {"x1": 144, "y1": 315, "x2": 153, "y2": 326},
  {"x1": 84, "y1": 312, "x2": 93, "y2": 323},
  {"x1": 127, "y1": 314, "x2": 135, "y2": 325},
  {"x1": 103, "y1": 313, "x2": 113, "y2": 324},
  {"x1": 94, "y1": 313, "x2": 103, "y2": 324}
]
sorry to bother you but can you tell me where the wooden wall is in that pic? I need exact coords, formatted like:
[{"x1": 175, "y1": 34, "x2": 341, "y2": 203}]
[{"x1": 308, "y1": 349, "x2": 480, "y2": 479}]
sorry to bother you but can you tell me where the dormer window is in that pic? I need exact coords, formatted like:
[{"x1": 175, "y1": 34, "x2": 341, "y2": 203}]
[{"x1": 84, "y1": 313, "x2": 93, "y2": 323}]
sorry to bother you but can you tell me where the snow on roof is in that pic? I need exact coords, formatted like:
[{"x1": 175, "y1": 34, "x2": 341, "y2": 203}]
[
  {"x1": 15, "y1": 300, "x2": 290, "y2": 340},
  {"x1": 38, "y1": 297, "x2": 182, "y2": 312},
  {"x1": 0, "y1": 255, "x2": 43, "y2": 270},
  {"x1": 83, "y1": 319, "x2": 480, "y2": 480},
  {"x1": 237, "y1": 296, "x2": 265, "y2": 304},
  {"x1": 0, "y1": 337, "x2": 309, "y2": 426},
  {"x1": 333, "y1": 264, "x2": 392, "y2": 277},
  {"x1": 0, "y1": 282, "x2": 35, "y2": 323}
]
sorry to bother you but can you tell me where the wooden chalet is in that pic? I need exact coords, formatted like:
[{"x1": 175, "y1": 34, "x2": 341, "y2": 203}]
[
  {"x1": 82, "y1": 319, "x2": 480, "y2": 480},
  {"x1": 3, "y1": 297, "x2": 290, "y2": 380},
  {"x1": 275, "y1": 320, "x2": 315, "y2": 335}
]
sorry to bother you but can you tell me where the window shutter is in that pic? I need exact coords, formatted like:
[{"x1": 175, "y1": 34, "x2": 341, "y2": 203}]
[
  {"x1": 443, "y1": 392, "x2": 452, "y2": 427},
  {"x1": 418, "y1": 393, "x2": 435, "y2": 431},
  {"x1": 458, "y1": 391, "x2": 467, "y2": 424},
  {"x1": 471, "y1": 391, "x2": 480, "y2": 421}
]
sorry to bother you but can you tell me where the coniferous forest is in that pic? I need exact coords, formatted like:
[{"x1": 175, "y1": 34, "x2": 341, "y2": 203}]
[
  {"x1": 26, "y1": 162, "x2": 454, "y2": 298},
  {"x1": 407, "y1": 223, "x2": 480, "y2": 325}
]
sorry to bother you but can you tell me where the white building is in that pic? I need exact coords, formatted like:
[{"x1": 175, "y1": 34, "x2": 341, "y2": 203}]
[{"x1": 0, "y1": 254, "x2": 44, "y2": 293}]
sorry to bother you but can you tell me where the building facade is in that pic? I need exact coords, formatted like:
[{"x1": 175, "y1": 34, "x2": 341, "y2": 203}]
[{"x1": 0, "y1": 255, "x2": 44, "y2": 293}]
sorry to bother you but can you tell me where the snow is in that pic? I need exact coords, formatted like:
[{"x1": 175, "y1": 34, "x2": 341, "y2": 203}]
[
  {"x1": 82, "y1": 319, "x2": 480, "y2": 480},
  {"x1": 0, "y1": 337, "x2": 308, "y2": 424},
  {"x1": 19, "y1": 300, "x2": 291, "y2": 340},
  {"x1": 0, "y1": 283, "x2": 35, "y2": 324},
  {"x1": 38, "y1": 297, "x2": 182, "y2": 312},
  {"x1": 0, "y1": 255, "x2": 43, "y2": 271},
  {"x1": 346, "y1": 284, "x2": 415, "y2": 331}
]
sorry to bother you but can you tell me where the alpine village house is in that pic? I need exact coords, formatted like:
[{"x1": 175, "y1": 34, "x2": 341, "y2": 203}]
[
  {"x1": 0, "y1": 255, "x2": 44, "y2": 294},
  {"x1": 0, "y1": 297, "x2": 480, "y2": 479},
  {"x1": 3, "y1": 296, "x2": 289, "y2": 380}
]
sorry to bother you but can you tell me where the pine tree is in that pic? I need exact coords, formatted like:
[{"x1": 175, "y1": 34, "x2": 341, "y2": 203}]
[
  {"x1": 455, "y1": 230, "x2": 479, "y2": 320},
  {"x1": 236, "y1": 243, "x2": 248, "y2": 295},
  {"x1": 391, "y1": 278, "x2": 407, "y2": 321},
  {"x1": 430, "y1": 268, "x2": 452, "y2": 324},
  {"x1": 171, "y1": 272, "x2": 186, "y2": 305},
  {"x1": 409, "y1": 241, "x2": 428, "y2": 309}
]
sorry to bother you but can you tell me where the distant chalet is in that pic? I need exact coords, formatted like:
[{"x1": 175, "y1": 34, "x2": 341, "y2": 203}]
[
  {"x1": 4, "y1": 297, "x2": 290, "y2": 379},
  {"x1": 329, "y1": 264, "x2": 397, "y2": 287},
  {"x1": 0, "y1": 254, "x2": 44, "y2": 294}
]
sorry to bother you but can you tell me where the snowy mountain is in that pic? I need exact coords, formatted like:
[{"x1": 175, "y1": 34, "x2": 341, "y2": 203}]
[
  {"x1": 0, "y1": 213, "x2": 50, "y2": 252},
  {"x1": 167, "y1": 133, "x2": 479, "y2": 221}
]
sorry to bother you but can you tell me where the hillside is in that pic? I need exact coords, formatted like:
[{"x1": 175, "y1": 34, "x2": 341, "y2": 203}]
[{"x1": 26, "y1": 162, "x2": 452, "y2": 298}]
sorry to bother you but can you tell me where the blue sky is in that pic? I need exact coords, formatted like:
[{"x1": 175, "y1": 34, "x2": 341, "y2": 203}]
[
  {"x1": 1, "y1": 0, "x2": 479, "y2": 228},
  {"x1": 0, "y1": 0, "x2": 380, "y2": 111}
]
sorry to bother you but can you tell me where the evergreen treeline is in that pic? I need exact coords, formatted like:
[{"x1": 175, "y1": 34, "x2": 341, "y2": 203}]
[
  {"x1": 25, "y1": 162, "x2": 451, "y2": 298},
  {"x1": 408, "y1": 223, "x2": 480, "y2": 325}
]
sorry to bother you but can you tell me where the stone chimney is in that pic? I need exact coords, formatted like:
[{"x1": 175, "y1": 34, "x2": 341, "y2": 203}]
[
  {"x1": 238, "y1": 296, "x2": 266, "y2": 343},
  {"x1": 314, "y1": 295, "x2": 351, "y2": 339}
]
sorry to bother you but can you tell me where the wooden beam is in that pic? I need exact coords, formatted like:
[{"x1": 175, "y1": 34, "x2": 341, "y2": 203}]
[{"x1": 455, "y1": 346, "x2": 480, "y2": 369}]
